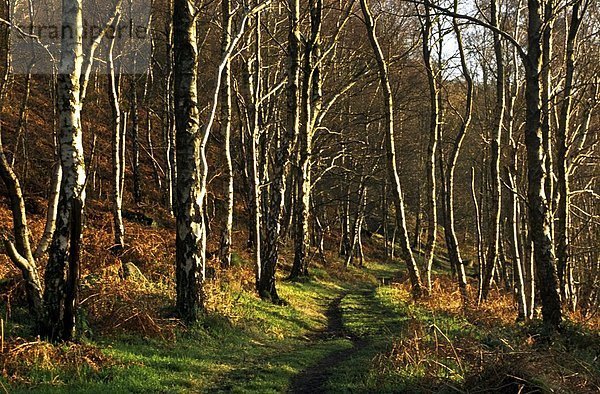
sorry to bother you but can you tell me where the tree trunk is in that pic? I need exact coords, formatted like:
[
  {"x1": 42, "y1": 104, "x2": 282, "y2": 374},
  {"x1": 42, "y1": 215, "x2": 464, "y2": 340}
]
[
  {"x1": 173, "y1": 0, "x2": 204, "y2": 322},
  {"x1": 219, "y1": 0, "x2": 234, "y2": 269},
  {"x1": 131, "y1": 81, "x2": 142, "y2": 204},
  {"x1": 438, "y1": 8, "x2": 473, "y2": 303},
  {"x1": 43, "y1": 0, "x2": 86, "y2": 341},
  {"x1": 523, "y1": 0, "x2": 562, "y2": 328},
  {"x1": 146, "y1": 111, "x2": 162, "y2": 190},
  {"x1": 541, "y1": 0, "x2": 554, "y2": 219},
  {"x1": 360, "y1": 0, "x2": 423, "y2": 297},
  {"x1": 108, "y1": 16, "x2": 126, "y2": 251},
  {"x1": 291, "y1": 0, "x2": 322, "y2": 279},
  {"x1": 470, "y1": 168, "x2": 484, "y2": 303},
  {"x1": 339, "y1": 144, "x2": 351, "y2": 257},
  {"x1": 35, "y1": 139, "x2": 62, "y2": 259},
  {"x1": 556, "y1": 0, "x2": 583, "y2": 306},
  {"x1": 506, "y1": 167, "x2": 528, "y2": 320},
  {"x1": 247, "y1": 12, "x2": 263, "y2": 287},
  {"x1": 259, "y1": 0, "x2": 298, "y2": 303},
  {"x1": 421, "y1": 0, "x2": 439, "y2": 292},
  {"x1": 346, "y1": 177, "x2": 367, "y2": 268},
  {"x1": 0, "y1": 34, "x2": 44, "y2": 324},
  {"x1": 164, "y1": 0, "x2": 176, "y2": 214},
  {"x1": 383, "y1": 179, "x2": 390, "y2": 257},
  {"x1": 482, "y1": 0, "x2": 506, "y2": 301}
]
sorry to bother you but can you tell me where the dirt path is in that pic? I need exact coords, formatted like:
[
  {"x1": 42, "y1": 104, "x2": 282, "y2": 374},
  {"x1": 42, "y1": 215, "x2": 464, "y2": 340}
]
[
  {"x1": 288, "y1": 277, "x2": 408, "y2": 393},
  {"x1": 288, "y1": 292, "x2": 369, "y2": 393},
  {"x1": 205, "y1": 269, "x2": 405, "y2": 393}
]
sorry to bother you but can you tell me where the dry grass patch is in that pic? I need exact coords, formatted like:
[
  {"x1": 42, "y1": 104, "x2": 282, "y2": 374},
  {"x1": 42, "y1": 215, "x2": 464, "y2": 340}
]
[
  {"x1": 0, "y1": 339, "x2": 117, "y2": 386},
  {"x1": 380, "y1": 276, "x2": 600, "y2": 393}
]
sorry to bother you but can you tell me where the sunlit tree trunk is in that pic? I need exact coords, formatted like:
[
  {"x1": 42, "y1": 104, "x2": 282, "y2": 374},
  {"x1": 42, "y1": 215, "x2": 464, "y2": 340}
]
[
  {"x1": 482, "y1": 0, "x2": 505, "y2": 300},
  {"x1": 556, "y1": 0, "x2": 584, "y2": 306},
  {"x1": 470, "y1": 168, "x2": 484, "y2": 303},
  {"x1": 219, "y1": 0, "x2": 234, "y2": 269},
  {"x1": 291, "y1": 0, "x2": 322, "y2": 279},
  {"x1": 164, "y1": 0, "x2": 176, "y2": 214},
  {"x1": 383, "y1": 179, "x2": 390, "y2": 257},
  {"x1": 346, "y1": 176, "x2": 367, "y2": 268},
  {"x1": 421, "y1": 0, "x2": 439, "y2": 293},
  {"x1": 541, "y1": 0, "x2": 554, "y2": 219},
  {"x1": 131, "y1": 81, "x2": 142, "y2": 204},
  {"x1": 247, "y1": 12, "x2": 263, "y2": 287},
  {"x1": 108, "y1": 13, "x2": 126, "y2": 251},
  {"x1": 339, "y1": 144, "x2": 351, "y2": 257},
  {"x1": 439, "y1": 9, "x2": 472, "y2": 303},
  {"x1": 147, "y1": 112, "x2": 162, "y2": 191},
  {"x1": 361, "y1": 0, "x2": 423, "y2": 297},
  {"x1": 506, "y1": 167, "x2": 528, "y2": 319},
  {"x1": 0, "y1": 27, "x2": 44, "y2": 325},
  {"x1": 44, "y1": 0, "x2": 87, "y2": 341},
  {"x1": 35, "y1": 128, "x2": 62, "y2": 259}
]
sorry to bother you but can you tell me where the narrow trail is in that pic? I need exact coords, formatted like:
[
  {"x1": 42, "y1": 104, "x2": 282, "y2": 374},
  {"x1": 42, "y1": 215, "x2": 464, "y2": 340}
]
[
  {"x1": 289, "y1": 277, "x2": 403, "y2": 393},
  {"x1": 288, "y1": 292, "x2": 369, "y2": 393},
  {"x1": 206, "y1": 268, "x2": 406, "y2": 393}
]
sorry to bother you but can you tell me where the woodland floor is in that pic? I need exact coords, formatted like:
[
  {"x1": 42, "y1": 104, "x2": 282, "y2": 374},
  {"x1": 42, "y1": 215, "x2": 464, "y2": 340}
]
[{"x1": 1, "y1": 236, "x2": 599, "y2": 393}]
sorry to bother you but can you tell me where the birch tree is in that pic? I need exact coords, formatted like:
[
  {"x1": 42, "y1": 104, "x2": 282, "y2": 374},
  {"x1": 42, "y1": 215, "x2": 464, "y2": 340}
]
[
  {"x1": 481, "y1": 0, "x2": 506, "y2": 300},
  {"x1": 420, "y1": 0, "x2": 439, "y2": 293},
  {"x1": 108, "y1": 10, "x2": 126, "y2": 252},
  {"x1": 523, "y1": 0, "x2": 562, "y2": 327},
  {"x1": 360, "y1": 0, "x2": 423, "y2": 297},
  {"x1": 43, "y1": 0, "x2": 87, "y2": 340},
  {"x1": 219, "y1": 0, "x2": 234, "y2": 269},
  {"x1": 259, "y1": 0, "x2": 299, "y2": 302},
  {"x1": 173, "y1": 0, "x2": 203, "y2": 321},
  {"x1": 0, "y1": 22, "x2": 44, "y2": 328},
  {"x1": 290, "y1": 0, "x2": 323, "y2": 279},
  {"x1": 439, "y1": 7, "x2": 472, "y2": 303},
  {"x1": 556, "y1": 0, "x2": 587, "y2": 305}
]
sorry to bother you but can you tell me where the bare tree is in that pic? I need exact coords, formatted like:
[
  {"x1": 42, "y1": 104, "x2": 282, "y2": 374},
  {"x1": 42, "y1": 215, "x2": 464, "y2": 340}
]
[
  {"x1": 108, "y1": 10, "x2": 126, "y2": 252},
  {"x1": 291, "y1": 0, "x2": 323, "y2": 279},
  {"x1": 439, "y1": 7, "x2": 473, "y2": 303},
  {"x1": 481, "y1": 0, "x2": 506, "y2": 300},
  {"x1": 259, "y1": 0, "x2": 300, "y2": 302},
  {"x1": 43, "y1": 0, "x2": 87, "y2": 340},
  {"x1": 523, "y1": 0, "x2": 562, "y2": 327},
  {"x1": 360, "y1": 0, "x2": 423, "y2": 297},
  {"x1": 219, "y1": 0, "x2": 234, "y2": 269},
  {"x1": 420, "y1": 0, "x2": 439, "y2": 293},
  {"x1": 556, "y1": 0, "x2": 587, "y2": 305}
]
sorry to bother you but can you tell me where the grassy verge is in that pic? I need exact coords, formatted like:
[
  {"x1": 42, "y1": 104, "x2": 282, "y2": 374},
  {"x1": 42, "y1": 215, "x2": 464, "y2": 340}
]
[{"x1": 1, "y1": 257, "x2": 390, "y2": 393}]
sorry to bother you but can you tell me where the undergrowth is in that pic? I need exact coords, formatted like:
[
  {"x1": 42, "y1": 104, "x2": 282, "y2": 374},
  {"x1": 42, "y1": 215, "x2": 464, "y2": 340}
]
[
  {"x1": 0, "y1": 203, "x2": 598, "y2": 392},
  {"x1": 376, "y1": 277, "x2": 600, "y2": 393}
]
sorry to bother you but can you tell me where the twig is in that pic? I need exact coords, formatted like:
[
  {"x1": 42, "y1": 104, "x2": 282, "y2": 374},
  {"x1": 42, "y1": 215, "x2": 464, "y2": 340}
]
[
  {"x1": 0, "y1": 378, "x2": 8, "y2": 394},
  {"x1": 431, "y1": 323, "x2": 465, "y2": 375}
]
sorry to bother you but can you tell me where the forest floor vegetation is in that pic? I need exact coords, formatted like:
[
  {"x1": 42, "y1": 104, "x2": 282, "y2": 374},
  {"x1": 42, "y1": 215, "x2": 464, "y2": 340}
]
[{"x1": 0, "y1": 210, "x2": 598, "y2": 392}]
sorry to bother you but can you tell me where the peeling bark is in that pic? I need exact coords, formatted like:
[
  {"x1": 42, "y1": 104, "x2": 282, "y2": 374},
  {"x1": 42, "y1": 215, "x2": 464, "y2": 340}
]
[
  {"x1": 44, "y1": 0, "x2": 87, "y2": 341},
  {"x1": 173, "y1": 0, "x2": 203, "y2": 321}
]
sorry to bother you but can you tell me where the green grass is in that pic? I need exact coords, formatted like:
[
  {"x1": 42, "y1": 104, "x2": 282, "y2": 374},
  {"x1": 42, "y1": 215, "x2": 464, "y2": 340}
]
[
  {"x1": 6, "y1": 260, "x2": 396, "y2": 393},
  {"x1": 4, "y1": 251, "x2": 598, "y2": 393}
]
